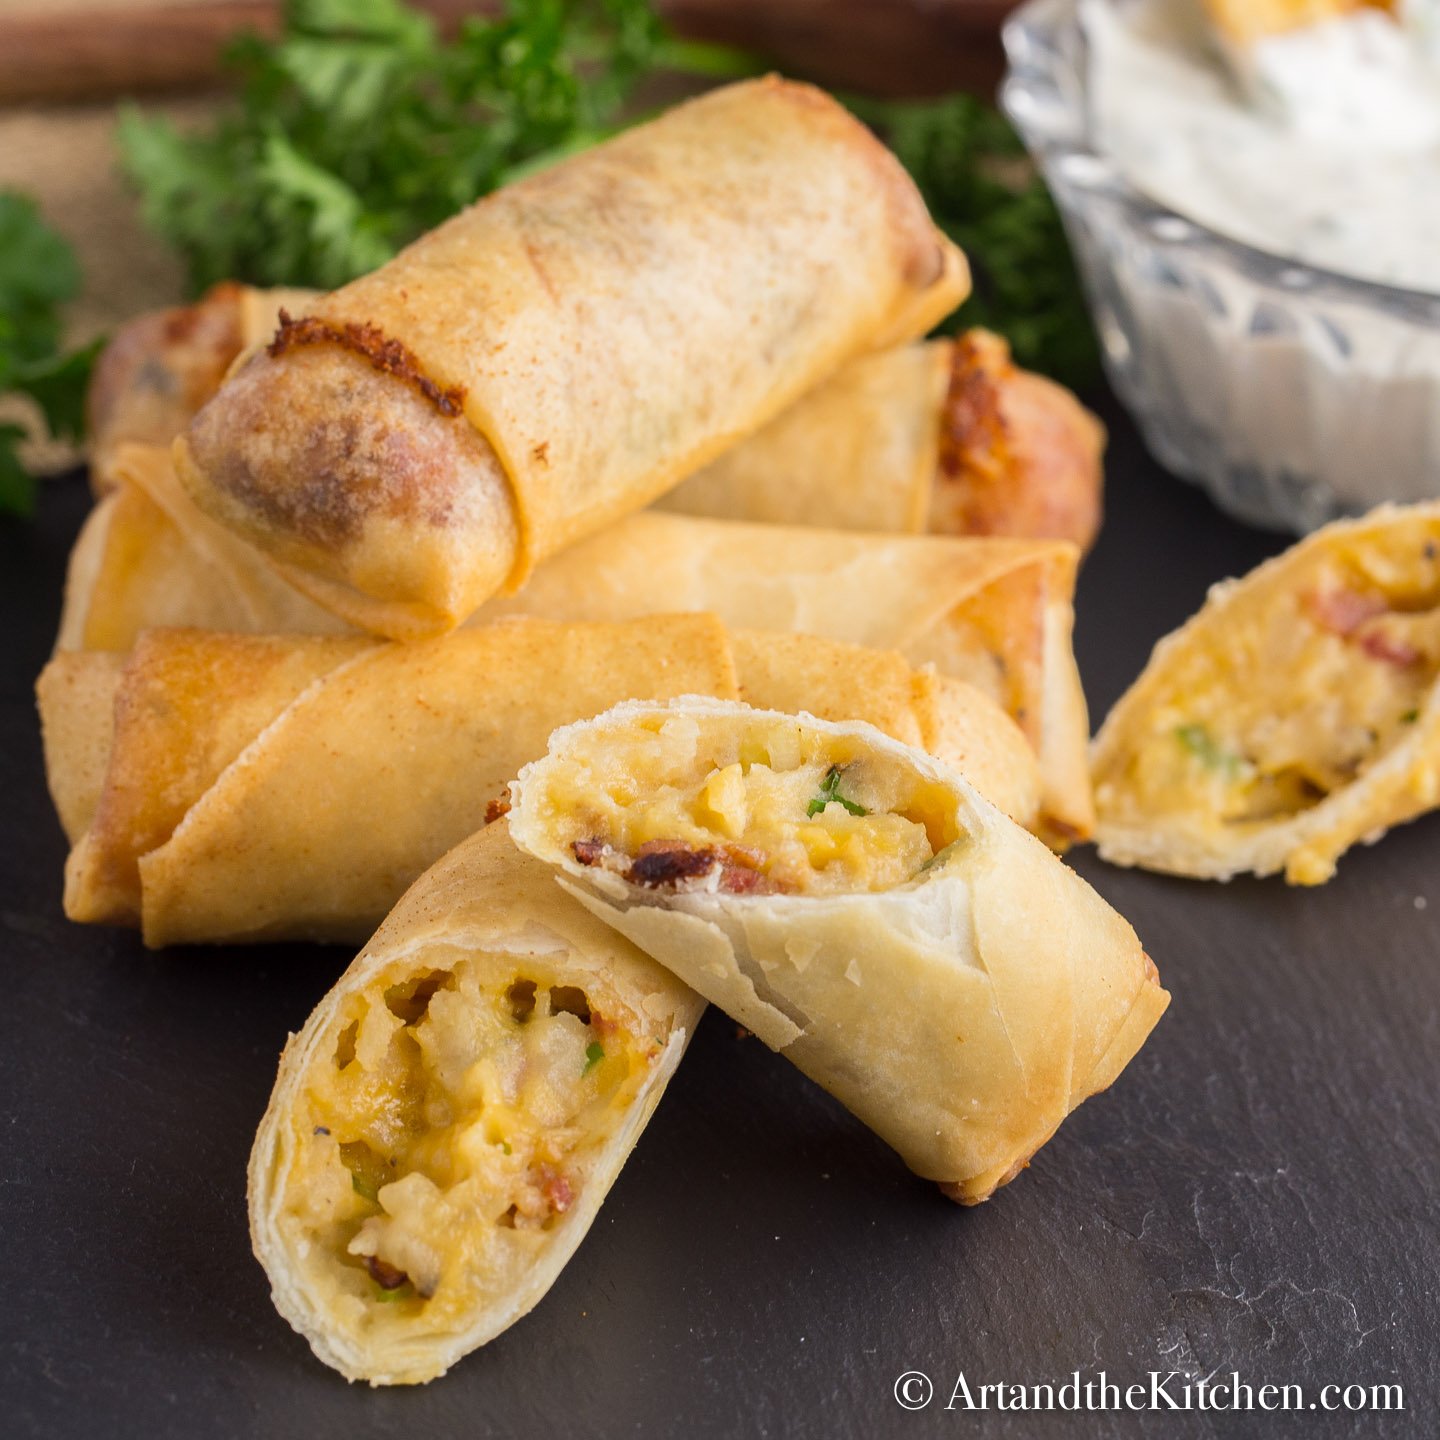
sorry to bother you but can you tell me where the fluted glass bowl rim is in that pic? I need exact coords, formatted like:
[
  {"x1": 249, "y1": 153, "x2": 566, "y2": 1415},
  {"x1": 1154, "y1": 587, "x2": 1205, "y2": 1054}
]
[{"x1": 999, "y1": 0, "x2": 1440, "y2": 331}]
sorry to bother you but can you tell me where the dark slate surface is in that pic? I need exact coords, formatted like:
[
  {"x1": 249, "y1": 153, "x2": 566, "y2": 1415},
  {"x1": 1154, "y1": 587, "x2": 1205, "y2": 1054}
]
[{"x1": 2, "y1": 399, "x2": 1436, "y2": 1439}]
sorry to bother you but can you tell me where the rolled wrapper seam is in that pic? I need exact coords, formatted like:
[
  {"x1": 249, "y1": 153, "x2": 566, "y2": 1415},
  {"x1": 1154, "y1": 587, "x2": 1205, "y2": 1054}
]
[
  {"x1": 250, "y1": 824, "x2": 703, "y2": 1385},
  {"x1": 508, "y1": 697, "x2": 1168, "y2": 1202}
]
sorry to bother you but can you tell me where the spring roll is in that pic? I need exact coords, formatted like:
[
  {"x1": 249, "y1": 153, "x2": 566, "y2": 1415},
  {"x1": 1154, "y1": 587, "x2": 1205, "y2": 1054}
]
[
  {"x1": 174, "y1": 78, "x2": 968, "y2": 639},
  {"x1": 659, "y1": 332, "x2": 1105, "y2": 552},
  {"x1": 58, "y1": 446, "x2": 1093, "y2": 842},
  {"x1": 1092, "y1": 502, "x2": 1440, "y2": 884},
  {"x1": 508, "y1": 698, "x2": 1168, "y2": 1203},
  {"x1": 88, "y1": 282, "x2": 315, "y2": 494},
  {"x1": 477, "y1": 512, "x2": 1092, "y2": 842},
  {"x1": 91, "y1": 309, "x2": 1100, "y2": 552},
  {"x1": 38, "y1": 620, "x2": 1038, "y2": 946},
  {"x1": 250, "y1": 821, "x2": 702, "y2": 1385}
]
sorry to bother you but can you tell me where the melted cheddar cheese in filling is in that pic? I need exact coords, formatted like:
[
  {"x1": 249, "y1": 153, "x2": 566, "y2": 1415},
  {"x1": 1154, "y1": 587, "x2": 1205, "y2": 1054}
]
[
  {"x1": 277, "y1": 953, "x2": 657, "y2": 1340},
  {"x1": 1096, "y1": 539, "x2": 1440, "y2": 846},
  {"x1": 547, "y1": 711, "x2": 965, "y2": 895}
]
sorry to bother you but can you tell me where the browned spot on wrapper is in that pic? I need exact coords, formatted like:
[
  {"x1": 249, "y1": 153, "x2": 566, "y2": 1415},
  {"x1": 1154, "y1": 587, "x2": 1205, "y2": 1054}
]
[{"x1": 269, "y1": 311, "x2": 466, "y2": 418}]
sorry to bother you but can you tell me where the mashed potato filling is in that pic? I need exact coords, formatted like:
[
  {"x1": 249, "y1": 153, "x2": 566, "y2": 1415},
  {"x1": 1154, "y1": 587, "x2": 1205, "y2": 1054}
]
[
  {"x1": 544, "y1": 711, "x2": 965, "y2": 895},
  {"x1": 278, "y1": 952, "x2": 655, "y2": 1339},
  {"x1": 1097, "y1": 542, "x2": 1440, "y2": 835}
]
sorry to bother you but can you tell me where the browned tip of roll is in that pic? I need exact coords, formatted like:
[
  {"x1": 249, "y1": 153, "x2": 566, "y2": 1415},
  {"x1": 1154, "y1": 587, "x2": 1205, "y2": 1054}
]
[
  {"x1": 268, "y1": 310, "x2": 467, "y2": 419},
  {"x1": 932, "y1": 329, "x2": 1104, "y2": 553},
  {"x1": 87, "y1": 281, "x2": 250, "y2": 489},
  {"x1": 937, "y1": 1152, "x2": 1033, "y2": 1206}
]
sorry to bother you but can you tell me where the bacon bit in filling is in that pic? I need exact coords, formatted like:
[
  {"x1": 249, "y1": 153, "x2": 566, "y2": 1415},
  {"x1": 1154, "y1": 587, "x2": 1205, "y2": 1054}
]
[
  {"x1": 1303, "y1": 586, "x2": 1422, "y2": 666},
  {"x1": 484, "y1": 795, "x2": 511, "y2": 825},
  {"x1": 539, "y1": 1166, "x2": 574, "y2": 1216},
  {"x1": 268, "y1": 310, "x2": 466, "y2": 417},
  {"x1": 1359, "y1": 630, "x2": 1422, "y2": 668},
  {"x1": 1304, "y1": 586, "x2": 1386, "y2": 637},
  {"x1": 627, "y1": 842, "x2": 721, "y2": 887},
  {"x1": 571, "y1": 837, "x2": 777, "y2": 894},
  {"x1": 366, "y1": 1255, "x2": 410, "y2": 1290},
  {"x1": 572, "y1": 837, "x2": 611, "y2": 868}
]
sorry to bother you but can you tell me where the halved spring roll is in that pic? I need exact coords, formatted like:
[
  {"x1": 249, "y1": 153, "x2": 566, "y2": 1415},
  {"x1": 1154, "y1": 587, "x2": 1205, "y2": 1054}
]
[
  {"x1": 658, "y1": 332, "x2": 1105, "y2": 552},
  {"x1": 38, "y1": 619, "x2": 1038, "y2": 945},
  {"x1": 1092, "y1": 502, "x2": 1440, "y2": 884},
  {"x1": 250, "y1": 821, "x2": 703, "y2": 1385},
  {"x1": 57, "y1": 446, "x2": 1093, "y2": 842},
  {"x1": 87, "y1": 282, "x2": 316, "y2": 495},
  {"x1": 176, "y1": 77, "x2": 968, "y2": 638},
  {"x1": 508, "y1": 698, "x2": 1169, "y2": 1203}
]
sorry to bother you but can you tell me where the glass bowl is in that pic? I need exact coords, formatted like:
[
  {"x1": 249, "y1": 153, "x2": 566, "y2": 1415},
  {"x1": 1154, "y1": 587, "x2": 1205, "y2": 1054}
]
[{"x1": 1001, "y1": 0, "x2": 1440, "y2": 534}]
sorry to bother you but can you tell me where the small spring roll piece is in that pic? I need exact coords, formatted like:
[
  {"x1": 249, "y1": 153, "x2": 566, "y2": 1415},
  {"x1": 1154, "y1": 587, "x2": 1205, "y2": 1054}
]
[
  {"x1": 55, "y1": 448, "x2": 1092, "y2": 843},
  {"x1": 88, "y1": 283, "x2": 315, "y2": 494},
  {"x1": 1093, "y1": 503, "x2": 1440, "y2": 884},
  {"x1": 39, "y1": 620, "x2": 1037, "y2": 946},
  {"x1": 176, "y1": 77, "x2": 967, "y2": 639},
  {"x1": 660, "y1": 332, "x2": 1104, "y2": 552},
  {"x1": 250, "y1": 821, "x2": 703, "y2": 1385},
  {"x1": 509, "y1": 698, "x2": 1168, "y2": 1203}
]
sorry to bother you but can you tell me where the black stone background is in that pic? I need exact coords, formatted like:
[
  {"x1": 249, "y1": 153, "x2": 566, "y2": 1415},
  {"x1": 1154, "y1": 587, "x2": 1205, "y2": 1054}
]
[{"x1": 2, "y1": 396, "x2": 1435, "y2": 1438}]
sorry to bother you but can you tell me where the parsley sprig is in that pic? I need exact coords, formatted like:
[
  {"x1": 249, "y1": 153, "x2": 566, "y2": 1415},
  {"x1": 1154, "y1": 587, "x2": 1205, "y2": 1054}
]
[
  {"x1": 0, "y1": 192, "x2": 101, "y2": 517},
  {"x1": 807, "y1": 766, "x2": 868, "y2": 819},
  {"x1": 117, "y1": 0, "x2": 751, "y2": 294}
]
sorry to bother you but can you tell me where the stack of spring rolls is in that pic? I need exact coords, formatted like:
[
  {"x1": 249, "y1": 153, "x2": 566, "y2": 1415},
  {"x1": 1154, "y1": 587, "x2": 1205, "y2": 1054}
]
[{"x1": 37, "y1": 77, "x2": 1167, "y2": 1385}]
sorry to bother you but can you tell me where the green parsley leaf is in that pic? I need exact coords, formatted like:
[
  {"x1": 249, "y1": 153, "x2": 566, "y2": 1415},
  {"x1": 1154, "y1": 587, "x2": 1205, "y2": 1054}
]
[
  {"x1": 372, "y1": 1280, "x2": 413, "y2": 1302},
  {"x1": 350, "y1": 1171, "x2": 379, "y2": 1203},
  {"x1": 118, "y1": 0, "x2": 670, "y2": 293},
  {"x1": 11, "y1": 339, "x2": 105, "y2": 445},
  {"x1": 583, "y1": 1040, "x2": 605, "y2": 1075},
  {"x1": 806, "y1": 765, "x2": 868, "y2": 819},
  {"x1": 1175, "y1": 724, "x2": 1247, "y2": 777},
  {"x1": 1402, "y1": 709, "x2": 1420, "y2": 724},
  {"x1": 0, "y1": 191, "x2": 98, "y2": 519},
  {"x1": 0, "y1": 425, "x2": 36, "y2": 518}
]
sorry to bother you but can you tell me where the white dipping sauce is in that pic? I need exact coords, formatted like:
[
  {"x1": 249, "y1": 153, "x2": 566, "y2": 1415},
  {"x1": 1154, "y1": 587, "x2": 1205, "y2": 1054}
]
[{"x1": 1083, "y1": 0, "x2": 1440, "y2": 293}]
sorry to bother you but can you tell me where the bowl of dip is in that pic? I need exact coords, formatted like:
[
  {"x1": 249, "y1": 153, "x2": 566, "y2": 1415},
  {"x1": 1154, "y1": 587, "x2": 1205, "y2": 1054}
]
[{"x1": 1001, "y1": 0, "x2": 1440, "y2": 533}]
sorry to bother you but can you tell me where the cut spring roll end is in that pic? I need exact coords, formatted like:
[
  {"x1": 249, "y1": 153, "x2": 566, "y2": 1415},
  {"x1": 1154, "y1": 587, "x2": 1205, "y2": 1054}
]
[
  {"x1": 509, "y1": 698, "x2": 1168, "y2": 1204},
  {"x1": 174, "y1": 349, "x2": 522, "y2": 641},
  {"x1": 250, "y1": 825, "x2": 702, "y2": 1385},
  {"x1": 1092, "y1": 502, "x2": 1440, "y2": 884}
]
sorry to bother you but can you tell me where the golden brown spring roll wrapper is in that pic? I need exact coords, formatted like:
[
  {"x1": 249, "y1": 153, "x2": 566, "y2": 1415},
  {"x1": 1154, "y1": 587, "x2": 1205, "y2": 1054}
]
[
  {"x1": 479, "y1": 513, "x2": 1092, "y2": 842},
  {"x1": 88, "y1": 283, "x2": 316, "y2": 495},
  {"x1": 38, "y1": 620, "x2": 1037, "y2": 945},
  {"x1": 96, "y1": 305, "x2": 1098, "y2": 551},
  {"x1": 175, "y1": 78, "x2": 968, "y2": 638},
  {"x1": 57, "y1": 449, "x2": 1092, "y2": 840},
  {"x1": 659, "y1": 333, "x2": 1105, "y2": 552},
  {"x1": 250, "y1": 821, "x2": 703, "y2": 1384},
  {"x1": 42, "y1": 616, "x2": 738, "y2": 945},
  {"x1": 1092, "y1": 502, "x2": 1440, "y2": 884},
  {"x1": 509, "y1": 699, "x2": 1168, "y2": 1203}
]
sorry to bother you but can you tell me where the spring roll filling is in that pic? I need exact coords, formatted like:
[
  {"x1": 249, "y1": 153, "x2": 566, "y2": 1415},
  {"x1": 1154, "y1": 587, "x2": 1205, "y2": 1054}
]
[
  {"x1": 1097, "y1": 540, "x2": 1440, "y2": 830},
  {"x1": 541, "y1": 712, "x2": 966, "y2": 895},
  {"x1": 278, "y1": 952, "x2": 658, "y2": 1339}
]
